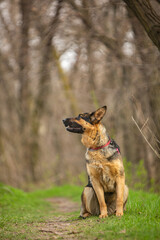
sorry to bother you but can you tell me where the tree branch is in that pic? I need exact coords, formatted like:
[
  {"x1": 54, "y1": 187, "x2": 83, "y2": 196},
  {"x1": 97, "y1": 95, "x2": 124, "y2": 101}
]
[
  {"x1": 132, "y1": 116, "x2": 160, "y2": 158},
  {"x1": 66, "y1": 0, "x2": 122, "y2": 58}
]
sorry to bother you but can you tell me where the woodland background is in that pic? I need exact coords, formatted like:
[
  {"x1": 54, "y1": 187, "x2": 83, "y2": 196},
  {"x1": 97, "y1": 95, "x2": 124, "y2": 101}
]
[{"x1": 0, "y1": 0, "x2": 160, "y2": 191}]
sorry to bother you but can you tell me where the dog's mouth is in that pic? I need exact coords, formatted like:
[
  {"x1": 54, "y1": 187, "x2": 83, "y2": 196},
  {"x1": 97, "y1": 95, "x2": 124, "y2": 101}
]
[{"x1": 63, "y1": 118, "x2": 84, "y2": 134}]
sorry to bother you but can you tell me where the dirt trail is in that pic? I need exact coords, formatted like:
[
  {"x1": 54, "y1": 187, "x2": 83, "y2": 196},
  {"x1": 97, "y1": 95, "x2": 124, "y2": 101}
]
[
  {"x1": 47, "y1": 197, "x2": 78, "y2": 213},
  {"x1": 33, "y1": 197, "x2": 90, "y2": 240}
]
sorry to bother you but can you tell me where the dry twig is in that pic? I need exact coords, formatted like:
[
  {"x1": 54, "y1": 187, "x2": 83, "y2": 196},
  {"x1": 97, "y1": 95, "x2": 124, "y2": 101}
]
[{"x1": 132, "y1": 116, "x2": 160, "y2": 159}]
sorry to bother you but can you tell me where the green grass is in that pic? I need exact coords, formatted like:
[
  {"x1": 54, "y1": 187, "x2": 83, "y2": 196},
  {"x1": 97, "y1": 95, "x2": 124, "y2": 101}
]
[
  {"x1": 77, "y1": 190, "x2": 160, "y2": 240},
  {"x1": 0, "y1": 183, "x2": 160, "y2": 240}
]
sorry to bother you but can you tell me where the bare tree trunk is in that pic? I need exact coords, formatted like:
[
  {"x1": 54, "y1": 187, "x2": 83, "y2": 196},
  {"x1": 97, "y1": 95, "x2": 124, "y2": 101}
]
[
  {"x1": 37, "y1": 0, "x2": 63, "y2": 112},
  {"x1": 18, "y1": 0, "x2": 37, "y2": 181},
  {"x1": 123, "y1": 0, "x2": 160, "y2": 51},
  {"x1": 128, "y1": 10, "x2": 160, "y2": 186},
  {"x1": 52, "y1": 46, "x2": 79, "y2": 115},
  {"x1": 27, "y1": 0, "x2": 64, "y2": 182},
  {"x1": 19, "y1": 0, "x2": 32, "y2": 127}
]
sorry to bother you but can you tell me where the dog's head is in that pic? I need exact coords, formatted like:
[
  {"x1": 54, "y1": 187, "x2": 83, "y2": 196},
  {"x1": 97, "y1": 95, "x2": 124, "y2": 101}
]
[{"x1": 63, "y1": 106, "x2": 107, "y2": 134}]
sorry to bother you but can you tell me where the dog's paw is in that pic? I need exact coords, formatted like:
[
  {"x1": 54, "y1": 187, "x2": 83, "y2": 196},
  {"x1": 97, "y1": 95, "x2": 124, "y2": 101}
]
[
  {"x1": 79, "y1": 212, "x2": 91, "y2": 219},
  {"x1": 99, "y1": 213, "x2": 108, "y2": 218},
  {"x1": 83, "y1": 212, "x2": 91, "y2": 218},
  {"x1": 116, "y1": 211, "x2": 123, "y2": 217}
]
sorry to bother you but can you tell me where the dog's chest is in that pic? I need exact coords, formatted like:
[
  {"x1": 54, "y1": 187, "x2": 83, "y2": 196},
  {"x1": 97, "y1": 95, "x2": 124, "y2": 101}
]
[
  {"x1": 101, "y1": 170, "x2": 116, "y2": 192},
  {"x1": 86, "y1": 155, "x2": 117, "y2": 192}
]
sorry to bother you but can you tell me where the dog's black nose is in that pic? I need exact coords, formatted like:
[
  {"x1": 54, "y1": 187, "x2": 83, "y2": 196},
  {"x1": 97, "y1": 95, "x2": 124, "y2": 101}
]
[
  {"x1": 62, "y1": 118, "x2": 70, "y2": 127},
  {"x1": 62, "y1": 119, "x2": 66, "y2": 125}
]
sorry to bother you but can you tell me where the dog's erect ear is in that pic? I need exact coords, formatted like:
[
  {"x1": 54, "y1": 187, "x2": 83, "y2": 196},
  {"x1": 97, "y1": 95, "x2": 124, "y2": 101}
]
[{"x1": 90, "y1": 106, "x2": 107, "y2": 124}]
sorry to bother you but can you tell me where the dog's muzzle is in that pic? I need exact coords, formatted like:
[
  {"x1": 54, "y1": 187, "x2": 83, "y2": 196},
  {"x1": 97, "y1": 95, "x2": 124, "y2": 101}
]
[{"x1": 63, "y1": 118, "x2": 84, "y2": 134}]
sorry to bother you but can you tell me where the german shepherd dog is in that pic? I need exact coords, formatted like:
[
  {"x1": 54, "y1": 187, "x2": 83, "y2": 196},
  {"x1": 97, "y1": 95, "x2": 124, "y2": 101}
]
[{"x1": 63, "y1": 106, "x2": 128, "y2": 218}]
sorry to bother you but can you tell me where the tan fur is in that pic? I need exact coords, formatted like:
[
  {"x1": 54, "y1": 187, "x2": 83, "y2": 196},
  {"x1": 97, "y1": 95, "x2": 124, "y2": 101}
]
[
  {"x1": 80, "y1": 123, "x2": 108, "y2": 149},
  {"x1": 76, "y1": 112, "x2": 128, "y2": 218},
  {"x1": 63, "y1": 106, "x2": 129, "y2": 218},
  {"x1": 84, "y1": 156, "x2": 127, "y2": 217},
  {"x1": 81, "y1": 185, "x2": 128, "y2": 217}
]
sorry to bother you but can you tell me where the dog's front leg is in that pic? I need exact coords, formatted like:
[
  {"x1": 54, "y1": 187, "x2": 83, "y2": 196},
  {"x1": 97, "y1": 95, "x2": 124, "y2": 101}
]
[
  {"x1": 92, "y1": 179, "x2": 108, "y2": 218},
  {"x1": 116, "y1": 176, "x2": 125, "y2": 217}
]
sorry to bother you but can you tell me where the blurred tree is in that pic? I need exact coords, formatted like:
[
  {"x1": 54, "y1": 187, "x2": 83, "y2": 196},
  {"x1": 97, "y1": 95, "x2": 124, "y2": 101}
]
[{"x1": 0, "y1": 0, "x2": 159, "y2": 190}]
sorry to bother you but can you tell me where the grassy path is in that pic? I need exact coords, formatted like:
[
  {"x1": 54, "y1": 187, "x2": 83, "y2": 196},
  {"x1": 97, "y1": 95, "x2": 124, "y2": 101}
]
[
  {"x1": 0, "y1": 184, "x2": 160, "y2": 239},
  {"x1": 29, "y1": 197, "x2": 82, "y2": 239}
]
